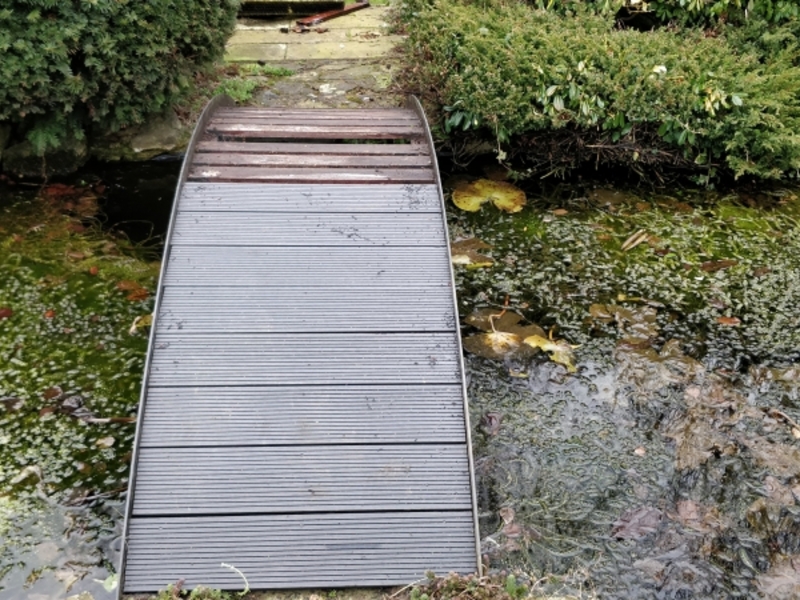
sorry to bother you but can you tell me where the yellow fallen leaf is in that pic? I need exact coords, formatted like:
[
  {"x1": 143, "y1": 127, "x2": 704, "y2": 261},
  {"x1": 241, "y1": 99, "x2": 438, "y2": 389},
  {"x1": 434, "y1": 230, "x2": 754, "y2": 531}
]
[
  {"x1": 129, "y1": 314, "x2": 153, "y2": 335},
  {"x1": 451, "y1": 250, "x2": 494, "y2": 268},
  {"x1": 463, "y1": 331, "x2": 522, "y2": 360},
  {"x1": 452, "y1": 179, "x2": 526, "y2": 213},
  {"x1": 523, "y1": 334, "x2": 578, "y2": 372}
]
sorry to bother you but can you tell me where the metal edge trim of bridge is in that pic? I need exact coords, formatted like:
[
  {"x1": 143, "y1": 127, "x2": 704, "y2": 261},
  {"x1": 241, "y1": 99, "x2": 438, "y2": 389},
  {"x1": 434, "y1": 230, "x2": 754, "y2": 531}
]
[
  {"x1": 407, "y1": 96, "x2": 483, "y2": 577},
  {"x1": 116, "y1": 94, "x2": 235, "y2": 599},
  {"x1": 116, "y1": 95, "x2": 482, "y2": 598}
]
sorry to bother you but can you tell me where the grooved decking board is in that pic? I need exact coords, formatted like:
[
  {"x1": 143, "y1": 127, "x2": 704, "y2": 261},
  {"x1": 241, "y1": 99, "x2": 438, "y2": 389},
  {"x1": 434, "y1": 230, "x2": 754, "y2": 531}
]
[
  {"x1": 171, "y1": 211, "x2": 445, "y2": 247},
  {"x1": 165, "y1": 246, "x2": 452, "y2": 286},
  {"x1": 157, "y1": 286, "x2": 455, "y2": 333},
  {"x1": 121, "y1": 99, "x2": 478, "y2": 595},
  {"x1": 140, "y1": 385, "x2": 467, "y2": 447},
  {"x1": 179, "y1": 182, "x2": 441, "y2": 212},
  {"x1": 124, "y1": 512, "x2": 476, "y2": 591},
  {"x1": 132, "y1": 445, "x2": 472, "y2": 515},
  {"x1": 148, "y1": 332, "x2": 461, "y2": 386}
]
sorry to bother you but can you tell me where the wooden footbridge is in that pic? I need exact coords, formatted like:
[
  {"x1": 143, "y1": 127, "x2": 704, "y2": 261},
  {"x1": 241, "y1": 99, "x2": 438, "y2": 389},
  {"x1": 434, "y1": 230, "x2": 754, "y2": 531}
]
[{"x1": 118, "y1": 96, "x2": 480, "y2": 594}]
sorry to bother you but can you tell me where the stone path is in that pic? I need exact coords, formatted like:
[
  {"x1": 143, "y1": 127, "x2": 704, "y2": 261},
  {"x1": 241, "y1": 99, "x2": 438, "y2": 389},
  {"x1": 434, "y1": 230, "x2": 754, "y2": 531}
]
[{"x1": 225, "y1": 4, "x2": 404, "y2": 108}]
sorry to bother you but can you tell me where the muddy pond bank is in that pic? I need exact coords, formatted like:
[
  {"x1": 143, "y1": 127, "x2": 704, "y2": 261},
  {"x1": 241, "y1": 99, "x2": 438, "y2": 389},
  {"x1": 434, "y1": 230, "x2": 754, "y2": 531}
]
[{"x1": 2, "y1": 159, "x2": 800, "y2": 599}]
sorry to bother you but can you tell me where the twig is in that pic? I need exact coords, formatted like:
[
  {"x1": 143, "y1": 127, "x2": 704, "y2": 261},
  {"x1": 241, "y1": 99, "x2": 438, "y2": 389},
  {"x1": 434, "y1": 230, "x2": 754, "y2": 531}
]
[
  {"x1": 389, "y1": 577, "x2": 428, "y2": 598},
  {"x1": 768, "y1": 408, "x2": 800, "y2": 432},
  {"x1": 221, "y1": 563, "x2": 250, "y2": 597}
]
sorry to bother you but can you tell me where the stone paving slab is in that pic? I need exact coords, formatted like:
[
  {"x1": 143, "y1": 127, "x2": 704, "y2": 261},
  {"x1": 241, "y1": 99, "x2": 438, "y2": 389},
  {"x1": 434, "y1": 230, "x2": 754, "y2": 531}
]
[
  {"x1": 225, "y1": 4, "x2": 404, "y2": 109},
  {"x1": 226, "y1": 4, "x2": 397, "y2": 63}
]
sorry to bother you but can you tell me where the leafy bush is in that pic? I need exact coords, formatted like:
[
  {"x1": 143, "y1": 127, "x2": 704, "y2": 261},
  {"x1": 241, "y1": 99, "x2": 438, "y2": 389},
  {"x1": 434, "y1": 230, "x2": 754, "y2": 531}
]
[
  {"x1": 0, "y1": 0, "x2": 239, "y2": 153},
  {"x1": 400, "y1": 0, "x2": 800, "y2": 179}
]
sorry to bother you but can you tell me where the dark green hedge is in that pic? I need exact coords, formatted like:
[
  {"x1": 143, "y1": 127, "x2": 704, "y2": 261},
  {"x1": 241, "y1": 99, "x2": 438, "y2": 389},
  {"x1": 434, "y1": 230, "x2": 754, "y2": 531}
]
[
  {"x1": 0, "y1": 0, "x2": 239, "y2": 153},
  {"x1": 400, "y1": 0, "x2": 800, "y2": 180}
]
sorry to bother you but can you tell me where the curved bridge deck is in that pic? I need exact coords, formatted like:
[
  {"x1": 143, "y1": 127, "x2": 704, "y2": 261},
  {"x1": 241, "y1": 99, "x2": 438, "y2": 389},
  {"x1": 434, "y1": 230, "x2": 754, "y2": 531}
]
[{"x1": 119, "y1": 97, "x2": 479, "y2": 593}]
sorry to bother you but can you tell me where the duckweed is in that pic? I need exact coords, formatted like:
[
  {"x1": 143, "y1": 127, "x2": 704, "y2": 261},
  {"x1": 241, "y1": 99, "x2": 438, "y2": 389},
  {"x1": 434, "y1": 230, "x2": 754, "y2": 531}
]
[{"x1": 0, "y1": 187, "x2": 158, "y2": 598}]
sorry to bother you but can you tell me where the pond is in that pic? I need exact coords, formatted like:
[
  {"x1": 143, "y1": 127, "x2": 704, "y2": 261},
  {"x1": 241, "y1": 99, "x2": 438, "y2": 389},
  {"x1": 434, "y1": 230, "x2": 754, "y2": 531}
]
[
  {"x1": 2, "y1": 158, "x2": 800, "y2": 599},
  {"x1": 0, "y1": 161, "x2": 176, "y2": 600}
]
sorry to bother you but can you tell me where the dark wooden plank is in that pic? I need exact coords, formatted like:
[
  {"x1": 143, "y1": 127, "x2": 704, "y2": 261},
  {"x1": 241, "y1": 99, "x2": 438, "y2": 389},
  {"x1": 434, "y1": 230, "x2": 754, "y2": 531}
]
[
  {"x1": 196, "y1": 141, "x2": 425, "y2": 155},
  {"x1": 192, "y1": 152, "x2": 431, "y2": 168},
  {"x1": 188, "y1": 165, "x2": 434, "y2": 183},
  {"x1": 123, "y1": 512, "x2": 476, "y2": 592},
  {"x1": 214, "y1": 108, "x2": 418, "y2": 120},
  {"x1": 207, "y1": 123, "x2": 424, "y2": 139},
  {"x1": 210, "y1": 117, "x2": 418, "y2": 127}
]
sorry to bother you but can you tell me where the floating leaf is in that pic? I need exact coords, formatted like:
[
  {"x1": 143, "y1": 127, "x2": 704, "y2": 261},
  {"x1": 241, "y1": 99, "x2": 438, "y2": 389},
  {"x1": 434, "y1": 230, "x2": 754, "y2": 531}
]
[
  {"x1": 452, "y1": 179, "x2": 526, "y2": 213},
  {"x1": 10, "y1": 465, "x2": 43, "y2": 485},
  {"x1": 700, "y1": 259, "x2": 737, "y2": 272},
  {"x1": 95, "y1": 436, "x2": 116, "y2": 448},
  {"x1": 116, "y1": 280, "x2": 141, "y2": 291},
  {"x1": 94, "y1": 573, "x2": 119, "y2": 592},
  {"x1": 523, "y1": 334, "x2": 577, "y2": 372},
  {"x1": 127, "y1": 288, "x2": 149, "y2": 302},
  {"x1": 465, "y1": 308, "x2": 523, "y2": 332},
  {"x1": 612, "y1": 506, "x2": 662, "y2": 539},
  {"x1": 129, "y1": 314, "x2": 154, "y2": 335},
  {"x1": 463, "y1": 331, "x2": 522, "y2": 359},
  {"x1": 757, "y1": 555, "x2": 800, "y2": 599},
  {"x1": 451, "y1": 250, "x2": 494, "y2": 268},
  {"x1": 717, "y1": 316, "x2": 741, "y2": 326}
]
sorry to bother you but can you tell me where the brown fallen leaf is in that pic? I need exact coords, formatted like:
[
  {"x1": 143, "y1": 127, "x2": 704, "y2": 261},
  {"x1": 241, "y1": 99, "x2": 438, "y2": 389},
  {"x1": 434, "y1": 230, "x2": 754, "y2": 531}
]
[
  {"x1": 757, "y1": 554, "x2": 800, "y2": 600},
  {"x1": 116, "y1": 280, "x2": 141, "y2": 291},
  {"x1": 482, "y1": 412, "x2": 502, "y2": 435},
  {"x1": 717, "y1": 316, "x2": 741, "y2": 326},
  {"x1": 126, "y1": 288, "x2": 149, "y2": 302},
  {"x1": 552, "y1": 208, "x2": 569, "y2": 216},
  {"x1": 700, "y1": 259, "x2": 737, "y2": 272},
  {"x1": 0, "y1": 307, "x2": 12, "y2": 319},
  {"x1": 44, "y1": 310, "x2": 56, "y2": 319},
  {"x1": 612, "y1": 506, "x2": 662, "y2": 539},
  {"x1": 88, "y1": 266, "x2": 99, "y2": 276}
]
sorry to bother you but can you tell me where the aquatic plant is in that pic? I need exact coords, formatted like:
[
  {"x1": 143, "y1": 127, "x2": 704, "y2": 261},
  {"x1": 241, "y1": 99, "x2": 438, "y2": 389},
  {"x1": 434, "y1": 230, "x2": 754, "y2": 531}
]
[{"x1": 0, "y1": 187, "x2": 158, "y2": 593}]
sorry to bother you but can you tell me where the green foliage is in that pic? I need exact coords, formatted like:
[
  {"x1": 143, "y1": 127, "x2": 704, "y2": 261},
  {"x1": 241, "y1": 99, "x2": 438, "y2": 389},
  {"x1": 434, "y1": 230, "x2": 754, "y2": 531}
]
[
  {"x1": 409, "y1": 572, "x2": 530, "y2": 600},
  {"x1": 0, "y1": 0, "x2": 240, "y2": 154},
  {"x1": 154, "y1": 584, "x2": 232, "y2": 599},
  {"x1": 439, "y1": 0, "x2": 800, "y2": 25},
  {"x1": 400, "y1": 0, "x2": 800, "y2": 179},
  {"x1": 213, "y1": 64, "x2": 295, "y2": 104}
]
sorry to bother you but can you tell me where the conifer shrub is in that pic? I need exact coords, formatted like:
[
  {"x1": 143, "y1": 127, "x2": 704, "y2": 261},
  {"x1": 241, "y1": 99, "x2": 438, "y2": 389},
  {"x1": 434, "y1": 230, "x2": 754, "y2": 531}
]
[
  {"x1": 0, "y1": 0, "x2": 239, "y2": 154},
  {"x1": 400, "y1": 0, "x2": 800, "y2": 180}
]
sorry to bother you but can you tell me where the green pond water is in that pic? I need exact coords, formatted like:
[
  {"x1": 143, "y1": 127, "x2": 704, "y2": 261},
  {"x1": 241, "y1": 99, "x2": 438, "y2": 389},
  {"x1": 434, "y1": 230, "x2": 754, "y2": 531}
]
[{"x1": 2, "y1": 164, "x2": 800, "y2": 599}]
